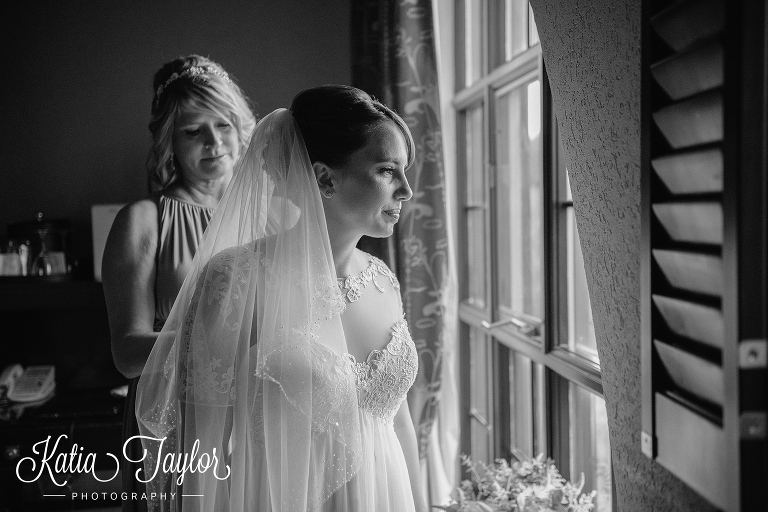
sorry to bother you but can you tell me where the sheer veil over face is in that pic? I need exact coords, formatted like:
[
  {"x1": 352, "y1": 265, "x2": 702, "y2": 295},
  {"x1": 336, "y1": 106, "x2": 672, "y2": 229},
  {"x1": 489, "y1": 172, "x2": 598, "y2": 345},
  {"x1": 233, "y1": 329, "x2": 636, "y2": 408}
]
[{"x1": 136, "y1": 109, "x2": 362, "y2": 511}]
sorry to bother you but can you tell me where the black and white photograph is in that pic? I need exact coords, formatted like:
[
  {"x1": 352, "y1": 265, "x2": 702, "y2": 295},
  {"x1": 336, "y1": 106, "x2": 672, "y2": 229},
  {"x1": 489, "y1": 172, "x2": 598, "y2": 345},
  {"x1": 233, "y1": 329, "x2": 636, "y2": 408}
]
[{"x1": 1, "y1": 1, "x2": 766, "y2": 511}]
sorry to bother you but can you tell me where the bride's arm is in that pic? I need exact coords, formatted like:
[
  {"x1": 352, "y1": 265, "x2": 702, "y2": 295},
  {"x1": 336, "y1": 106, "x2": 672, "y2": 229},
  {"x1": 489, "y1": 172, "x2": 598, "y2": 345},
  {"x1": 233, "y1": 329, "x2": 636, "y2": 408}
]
[{"x1": 394, "y1": 399, "x2": 428, "y2": 512}]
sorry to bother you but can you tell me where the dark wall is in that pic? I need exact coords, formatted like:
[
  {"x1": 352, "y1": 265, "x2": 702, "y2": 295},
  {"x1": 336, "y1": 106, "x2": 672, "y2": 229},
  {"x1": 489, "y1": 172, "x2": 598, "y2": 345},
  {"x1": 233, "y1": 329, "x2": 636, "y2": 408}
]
[{"x1": 2, "y1": 0, "x2": 351, "y2": 272}]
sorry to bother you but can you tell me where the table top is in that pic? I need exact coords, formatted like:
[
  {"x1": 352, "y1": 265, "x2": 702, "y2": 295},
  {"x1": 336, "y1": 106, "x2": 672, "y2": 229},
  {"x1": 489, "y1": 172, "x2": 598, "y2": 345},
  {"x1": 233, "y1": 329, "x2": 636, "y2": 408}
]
[{"x1": 0, "y1": 385, "x2": 124, "y2": 430}]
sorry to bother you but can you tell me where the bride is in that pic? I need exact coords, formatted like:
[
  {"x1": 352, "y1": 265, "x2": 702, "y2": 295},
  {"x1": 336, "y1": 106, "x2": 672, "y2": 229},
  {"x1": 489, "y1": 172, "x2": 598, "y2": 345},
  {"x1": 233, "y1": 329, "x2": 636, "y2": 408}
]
[{"x1": 135, "y1": 84, "x2": 428, "y2": 511}]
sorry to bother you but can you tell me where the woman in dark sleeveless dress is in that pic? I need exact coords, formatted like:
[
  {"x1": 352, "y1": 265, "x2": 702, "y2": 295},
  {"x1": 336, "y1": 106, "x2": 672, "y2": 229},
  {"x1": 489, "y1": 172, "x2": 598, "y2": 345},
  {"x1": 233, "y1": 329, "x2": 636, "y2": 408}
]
[{"x1": 102, "y1": 54, "x2": 255, "y2": 512}]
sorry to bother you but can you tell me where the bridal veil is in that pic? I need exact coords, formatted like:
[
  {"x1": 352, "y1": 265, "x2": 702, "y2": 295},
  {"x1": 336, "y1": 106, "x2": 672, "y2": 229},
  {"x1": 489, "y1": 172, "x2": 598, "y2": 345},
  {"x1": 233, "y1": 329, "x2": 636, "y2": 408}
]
[{"x1": 135, "y1": 109, "x2": 362, "y2": 511}]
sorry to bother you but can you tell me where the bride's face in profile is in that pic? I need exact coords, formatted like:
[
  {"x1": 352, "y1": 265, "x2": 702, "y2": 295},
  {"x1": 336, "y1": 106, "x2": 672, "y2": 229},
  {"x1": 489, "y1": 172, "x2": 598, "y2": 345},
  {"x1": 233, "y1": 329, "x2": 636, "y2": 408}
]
[{"x1": 324, "y1": 120, "x2": 413, "y2": 238}]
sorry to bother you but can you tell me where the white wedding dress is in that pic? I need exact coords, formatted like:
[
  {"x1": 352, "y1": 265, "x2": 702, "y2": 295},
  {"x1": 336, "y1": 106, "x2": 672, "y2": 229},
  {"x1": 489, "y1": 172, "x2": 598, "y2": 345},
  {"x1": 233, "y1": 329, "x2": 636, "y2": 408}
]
[
  {"x1": 334, "y1": 255, "x2": 419, "y2": 511},
  {"x1": 137, "y1": 110, "x2": 419, "y2": 512},
  {"x1": 190, "y1": 249, "x2": 419, "y2": 511},
  {"x1": 264, "y1": 254, "x2": 419, "y2": 511},
  {"x1": 349, "y1": 315, "x2": 419, "y2": 511}
]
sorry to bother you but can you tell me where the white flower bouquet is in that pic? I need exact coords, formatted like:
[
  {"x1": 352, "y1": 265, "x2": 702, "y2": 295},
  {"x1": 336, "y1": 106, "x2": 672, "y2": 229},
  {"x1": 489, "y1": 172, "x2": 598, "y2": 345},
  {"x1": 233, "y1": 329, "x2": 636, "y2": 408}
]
[{"x1": 435, "y1": 451, "x2": 596, "y2": 512}]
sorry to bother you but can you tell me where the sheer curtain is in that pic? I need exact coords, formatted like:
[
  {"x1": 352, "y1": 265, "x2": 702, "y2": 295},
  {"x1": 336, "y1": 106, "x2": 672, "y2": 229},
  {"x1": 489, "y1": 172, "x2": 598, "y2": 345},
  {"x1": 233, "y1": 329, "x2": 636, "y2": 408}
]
[
  {"x1": 428, "y1": 1, "x2": 459, "y2": 506},
  {"x1": 350, "y1": 0, "x2": 460, "y2": 506}
]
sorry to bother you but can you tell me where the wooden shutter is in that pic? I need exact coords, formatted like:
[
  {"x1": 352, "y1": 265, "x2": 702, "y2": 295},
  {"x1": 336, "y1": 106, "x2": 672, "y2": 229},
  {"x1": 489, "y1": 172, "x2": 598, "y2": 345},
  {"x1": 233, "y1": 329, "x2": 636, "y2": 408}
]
[{"x1": 641, "y1": 0, "x2": 767, "y2": 510}]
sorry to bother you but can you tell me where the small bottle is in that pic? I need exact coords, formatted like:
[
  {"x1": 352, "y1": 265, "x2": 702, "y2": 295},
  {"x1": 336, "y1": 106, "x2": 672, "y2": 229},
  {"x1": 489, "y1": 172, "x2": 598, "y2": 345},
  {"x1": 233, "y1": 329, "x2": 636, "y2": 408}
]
[{"x1": 18, "y1": 241, "x2": 29, "y2": 276}]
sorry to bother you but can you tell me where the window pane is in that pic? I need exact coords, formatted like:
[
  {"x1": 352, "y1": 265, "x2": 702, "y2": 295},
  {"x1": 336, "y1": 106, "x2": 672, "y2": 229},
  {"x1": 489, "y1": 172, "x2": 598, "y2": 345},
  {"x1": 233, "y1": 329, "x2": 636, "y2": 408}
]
[
  {"x1": 533, "y1": 363, "x2": 547, "y2": 456},
  {"x1": 558, "y1": 134, "x2": 572, "y2": 202},
  {"x1": 490, "y1": 0, "x2": 528, "y2": 66},
  {"x1": 565, "y1": 206, "x2": 598, "y2": 362},
  {"x1": 558, "y1": 138, "x2": 598, "y2": 363},
  {"x1": 528, "y1": 3, "x2": 540, "y2": 47},
  {"x1": 507, "y1": 351, "x2": 545, "y2": 457},
  {"x1": 495, "y1": 79, "x2": 544, "y2": 322},
  {"x1": 569, "y1": 383, "x2": 612, "y2": 512},
  {"x1": 506, "y1": 0, "x2": 529, "y2": 60},
  {"x1": 465, "y1": 105, "x2": 486, "y2": 307},
  {"x1": 466, "y1": 106, "x2": 485, "y2": 204},
  {"x1": 470, "y1": 326, "x2": 492, "y2": 463},
  {"x1": 467, "y1": 211, "x2": 486, "y2": 306},
  {"x1": 464, "y1": 0, "x2": 483, "y2": 85}
]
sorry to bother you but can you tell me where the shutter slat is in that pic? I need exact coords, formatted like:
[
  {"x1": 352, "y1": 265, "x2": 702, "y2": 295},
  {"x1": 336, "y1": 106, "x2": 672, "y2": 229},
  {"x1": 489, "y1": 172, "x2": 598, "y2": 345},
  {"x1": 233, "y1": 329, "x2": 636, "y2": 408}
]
[
  {"x1": 651, "y1": 37, "x2": 723, "y2": 100},
  {"x1": 650, "y1": 0, "x2": 724, "y2": 52},
  {"x1": 652, "y1": 90, "x2": 723, "y2": 149},
  {"x1": 653, "y1": 249, "x2": 723, "y2": 297},
  {"x1": 655, "y1": 339, "x2": 723, "y2": 405},
  {"x1": 651, "y1": 147, "x2": 723, "y2": 194},
  {"x1": 652, "y1": 202, "x2": 723, "y2": 244},
  {"x1": 652, "y1": 294, "x2": 723, "y2": 349}
]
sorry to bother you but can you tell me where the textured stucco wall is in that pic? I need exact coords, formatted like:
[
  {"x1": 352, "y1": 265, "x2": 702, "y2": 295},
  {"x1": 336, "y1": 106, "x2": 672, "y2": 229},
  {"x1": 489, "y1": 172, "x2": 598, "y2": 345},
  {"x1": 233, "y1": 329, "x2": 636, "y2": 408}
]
[{"x1": 527, "y1": 1, "x2": 717, "y2": 510}]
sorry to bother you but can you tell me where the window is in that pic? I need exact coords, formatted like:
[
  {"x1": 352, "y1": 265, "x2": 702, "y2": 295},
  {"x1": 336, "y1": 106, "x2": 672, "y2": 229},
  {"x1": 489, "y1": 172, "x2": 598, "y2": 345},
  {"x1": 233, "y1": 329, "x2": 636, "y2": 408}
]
[{"x1": 455, "y1": 1, "x2": 613, "y2": 509}]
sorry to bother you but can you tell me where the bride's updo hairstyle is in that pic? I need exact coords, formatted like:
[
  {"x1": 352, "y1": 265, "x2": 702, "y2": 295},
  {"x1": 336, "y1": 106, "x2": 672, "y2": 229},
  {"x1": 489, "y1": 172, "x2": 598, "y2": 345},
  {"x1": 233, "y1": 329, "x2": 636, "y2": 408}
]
[
  {"x1": 289, "y1": 84, "x2": 415, "y2": 169},
  {"x1": 146, "y1": 54, "x2": 256, "y2": 190}
]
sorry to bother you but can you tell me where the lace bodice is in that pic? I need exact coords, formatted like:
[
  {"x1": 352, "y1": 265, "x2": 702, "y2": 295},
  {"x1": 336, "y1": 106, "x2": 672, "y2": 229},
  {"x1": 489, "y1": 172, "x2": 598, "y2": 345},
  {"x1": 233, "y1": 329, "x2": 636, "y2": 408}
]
[
  {"x1": 306, "y1": 316, "x2": 417, "y2": 430},
  {"x1": 345, "y1": 318, "x2": 418, "y2": 424},
  {"x1": 177, "y1": 245, "x2": 417, "y2": 436},
  {"x1": 287, "y1": 256, "x2": 419, "y2": 429}
]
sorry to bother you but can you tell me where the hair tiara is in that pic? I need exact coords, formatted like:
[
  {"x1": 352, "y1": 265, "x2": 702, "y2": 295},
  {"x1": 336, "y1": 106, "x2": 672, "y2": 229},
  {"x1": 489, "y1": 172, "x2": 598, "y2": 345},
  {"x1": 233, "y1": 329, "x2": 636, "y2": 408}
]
[{"x1": 154, "y1": 65, "x2": 233, "y2": 107}]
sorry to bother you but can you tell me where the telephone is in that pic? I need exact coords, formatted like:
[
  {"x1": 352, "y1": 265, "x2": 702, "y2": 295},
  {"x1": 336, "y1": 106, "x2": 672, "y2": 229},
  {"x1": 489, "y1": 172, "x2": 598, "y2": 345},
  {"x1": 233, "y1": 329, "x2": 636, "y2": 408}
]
[{"x1": 0, "y1": 364, "x2": 56, "y2": 403}]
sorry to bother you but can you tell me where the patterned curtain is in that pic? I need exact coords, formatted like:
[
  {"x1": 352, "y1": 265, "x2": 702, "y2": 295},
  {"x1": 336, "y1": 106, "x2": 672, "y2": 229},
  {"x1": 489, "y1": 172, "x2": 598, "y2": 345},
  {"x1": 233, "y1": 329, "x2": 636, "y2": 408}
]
[{"x1": 352, "y1": 0, "x2": 451, "y2": 462}]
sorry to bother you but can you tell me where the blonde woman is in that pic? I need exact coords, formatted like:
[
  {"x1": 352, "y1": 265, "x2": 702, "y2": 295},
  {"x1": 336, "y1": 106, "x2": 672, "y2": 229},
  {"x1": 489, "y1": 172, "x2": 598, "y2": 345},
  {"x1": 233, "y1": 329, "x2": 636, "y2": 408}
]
[{"x1": 102, "y1": 54, "x2": 255, "y2": 512}]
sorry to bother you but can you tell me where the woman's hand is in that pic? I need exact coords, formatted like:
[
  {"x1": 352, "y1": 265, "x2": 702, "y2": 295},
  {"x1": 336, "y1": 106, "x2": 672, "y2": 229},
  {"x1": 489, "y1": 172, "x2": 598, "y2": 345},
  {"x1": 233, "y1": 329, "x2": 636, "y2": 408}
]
[{"x1": 102, "y1": 199, "x2": 160, "y2": 379}]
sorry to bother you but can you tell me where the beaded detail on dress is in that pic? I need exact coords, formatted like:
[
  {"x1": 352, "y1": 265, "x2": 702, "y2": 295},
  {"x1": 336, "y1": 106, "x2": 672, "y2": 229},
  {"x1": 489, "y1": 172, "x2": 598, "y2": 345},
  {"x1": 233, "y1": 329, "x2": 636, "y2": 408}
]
[{"x1": 337, "y1": 256, "x2": 400, "y2": 303}]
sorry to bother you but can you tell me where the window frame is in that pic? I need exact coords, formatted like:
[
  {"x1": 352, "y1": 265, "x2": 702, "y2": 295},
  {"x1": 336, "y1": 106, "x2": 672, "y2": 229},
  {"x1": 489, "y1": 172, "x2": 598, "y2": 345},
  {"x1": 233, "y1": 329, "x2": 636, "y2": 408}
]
[
  {"x1": 455, "y1": 45, "x2": 603, "y2": 396},
  {"x1": 453, "y1": 0, "x2": 611, "y2": 494}
]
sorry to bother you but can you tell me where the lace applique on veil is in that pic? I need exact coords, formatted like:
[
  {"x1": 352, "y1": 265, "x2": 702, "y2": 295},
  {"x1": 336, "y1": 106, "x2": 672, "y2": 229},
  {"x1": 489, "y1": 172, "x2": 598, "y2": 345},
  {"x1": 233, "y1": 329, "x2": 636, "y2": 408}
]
[
  {"x1": 173, "y1": 245, "x2": 258, "y2": 403},
  {"x1": 174, "y1": 246, "x2": 349, "y2": 405}
]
